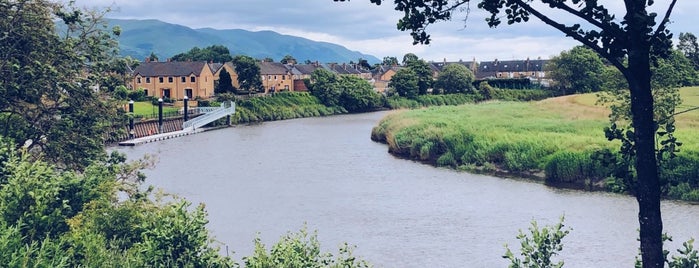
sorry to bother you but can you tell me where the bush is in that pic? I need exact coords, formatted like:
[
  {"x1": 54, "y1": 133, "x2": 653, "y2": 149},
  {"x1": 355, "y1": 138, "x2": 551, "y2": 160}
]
[{"x1": 127, "y1": 88, "x2": 148, "y2": 102}]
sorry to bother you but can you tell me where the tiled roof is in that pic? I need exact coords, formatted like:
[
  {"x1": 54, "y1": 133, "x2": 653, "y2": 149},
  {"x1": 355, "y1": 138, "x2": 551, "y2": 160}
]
[
  {"x1": 478, "y1": 59, "x2": 548, "y2": 73},
  {"x1": 259, "y1": 62, "x2": 289, "y2": 75},
  {"x1": 292, "y1": 64, "x2": 322, "y2": 75},
  {"x1": 133, "y1": 61, "x2": 208, "y2": 77},
  {"x1": 430, "y1": 61, "x2": 476, "y2": 72}
]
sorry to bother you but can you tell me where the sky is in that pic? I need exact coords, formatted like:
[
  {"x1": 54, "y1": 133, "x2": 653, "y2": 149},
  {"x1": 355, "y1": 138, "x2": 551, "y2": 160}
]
[{"x1": 68, "y1": 0, "x2": 698, "y2": 63}]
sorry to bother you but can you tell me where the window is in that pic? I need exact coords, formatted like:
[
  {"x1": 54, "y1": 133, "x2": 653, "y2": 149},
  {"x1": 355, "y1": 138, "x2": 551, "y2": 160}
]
[
  {"x1": 137, "y1": 77, "x2": 142, "y2": 83},
  {"x1": 159, "y1": 77, "x2": 164, "y2": 83},
  {"x1": 181, "y1": 77, "x2": 186, "y2": 83},
  {"x1": 162, "y1": 89, "x2": 171, "y2": 98},
  {"x1": 144, "y1": 89, "x2": 148, "y2": 96},
  {"x1": 146, "y1": 77, "x2": 151, "y2": 83},
  {"x1": 168, "y1": 77, "x2": 173, "y2": 83},
  {"x1": 185, "y1": 88, "x2": 193, "y2": 99},
  {"x1": 282, "y1": 75, "x2": 285, "y2": 80},
  {"x1": 274, "y1": 75, "x2": 277, "y2": 80},
  {"x1": 262, "y1": 76, "x2": 265, "y2": 80},
  {"x1": 191, "y1": 76, "x2": 196, "y2": 83},
  {"x1": 268, "y1": 75, "x2": 271, "y2": 80}
]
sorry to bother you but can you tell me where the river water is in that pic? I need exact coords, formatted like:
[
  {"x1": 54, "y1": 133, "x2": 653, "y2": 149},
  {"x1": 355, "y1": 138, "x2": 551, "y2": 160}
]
[{"x1": 118, "y1": 111, "x2": 699, "y2": 268}]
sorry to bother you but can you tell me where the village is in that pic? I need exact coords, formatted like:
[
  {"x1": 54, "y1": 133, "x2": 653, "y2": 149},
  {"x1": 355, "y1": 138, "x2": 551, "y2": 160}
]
[{"x1": 131, "y1": 56, "x2": 550, "y2": 102}]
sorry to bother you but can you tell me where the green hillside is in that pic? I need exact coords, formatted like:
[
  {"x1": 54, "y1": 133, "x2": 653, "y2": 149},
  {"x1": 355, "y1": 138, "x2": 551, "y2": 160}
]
[{"x1": 108, "y1": 19, "x2": 380, "y2": 63}]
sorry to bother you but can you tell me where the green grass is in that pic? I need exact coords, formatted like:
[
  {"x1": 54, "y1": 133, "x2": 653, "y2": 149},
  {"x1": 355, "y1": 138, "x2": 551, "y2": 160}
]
[
  {"x1": 132, "y1": 101, "x2": 179, "y2": 118},
  {"x1": 371, "y1": 87, "x2": 699, "y2": 200}
]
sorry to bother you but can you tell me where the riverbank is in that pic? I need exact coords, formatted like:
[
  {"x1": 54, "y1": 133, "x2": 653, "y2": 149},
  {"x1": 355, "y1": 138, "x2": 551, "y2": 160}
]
[{"x1": 370, "y1": 87, "x2": 699, "y2": 201}]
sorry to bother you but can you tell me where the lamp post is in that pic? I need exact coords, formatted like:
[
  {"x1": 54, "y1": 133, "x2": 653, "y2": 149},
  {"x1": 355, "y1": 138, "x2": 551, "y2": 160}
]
[
  {"x1": 183, "y1": 95, "x2": 189, "y2": 122},
  {"x1": 128, "y1": 100, "x2": 135, "y2": 139},
  {"x1": 158, "y1": 98, "x2": 163, "y2": 134}
]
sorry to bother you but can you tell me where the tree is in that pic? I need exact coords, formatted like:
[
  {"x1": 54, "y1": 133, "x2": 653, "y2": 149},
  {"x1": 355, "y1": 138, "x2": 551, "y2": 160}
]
[
  {"x1": 336, "y1": 0, "x2": 680, "y2": 266},
  {"x1": 232, "y1": 55, "x2": 263, "y2": 92},
  {"x1": 357, "y1": 58, "x2": 372, "y2": 70},
  {"x1": 678, "y1": 32, "x2": 699, "y2": 70},
  {"x1": 402, "y1": 53, "x2": 419, "y2": 65},
  {"x1": 0, "y1": 0, "x2": 123, "y2": 170},
  {"x1": 337, "y1": 76, "x2": 383, "y2": 112},
  {"x1": 382, "y1": 56, "x2": 399, "y2": 66},
  {"x1": 309, "y1": 68, "x2": 342, "y2": 106},
  {"x1": 434, "y1": 63, "x2": 475, "y2": 94},
  {"x1": 280, "y1": 54, "x2": 297, "y2": 64},
  {"x1": 171, "y1": 45, "x2": 233, "y2": 63},
  {"x1": 148, "y1": 52, "x2": 159, "y2": 62},
  {"x1": 546, "y1": 46, "x2": 605, "y2": 94},
  {"x1": 389, "y1": 68, "x2": 419, "y2": 99},
  {"x1": 406, "y1": 59, "x2": 433, "y2": 95},
  {"x1": 215, "y1": 68, "x2": 236, "y2": 94}
]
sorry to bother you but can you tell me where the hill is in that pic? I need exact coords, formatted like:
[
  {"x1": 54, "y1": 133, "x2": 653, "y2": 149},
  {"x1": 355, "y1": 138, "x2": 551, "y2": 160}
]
[{"x1": 108, "y1": 19, "x2": 380, "y2": 63}]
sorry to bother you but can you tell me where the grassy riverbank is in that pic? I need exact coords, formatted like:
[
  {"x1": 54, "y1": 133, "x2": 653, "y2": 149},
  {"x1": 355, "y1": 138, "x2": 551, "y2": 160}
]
[{"x1": 371, "y1": 87, "x2": 699, "y2": 201}]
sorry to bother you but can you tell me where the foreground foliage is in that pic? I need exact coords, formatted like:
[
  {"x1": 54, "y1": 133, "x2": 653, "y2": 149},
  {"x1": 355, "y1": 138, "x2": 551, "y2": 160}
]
[
  {"x1": 244, "y1": 226, "x2": 371, "y2": 268},
  {"x1": 503, "y1": 217, "x2": 569, "y2": 268}
]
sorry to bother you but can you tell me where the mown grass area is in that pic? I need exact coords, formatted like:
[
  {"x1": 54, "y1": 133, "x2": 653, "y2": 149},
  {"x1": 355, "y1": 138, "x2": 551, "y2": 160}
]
[
  {"x1": 371, "y1": 87, "x2": 699, "y2": 201},
  {"x1": 132, "y1": 101, "x2": 179, "y2": 118}
]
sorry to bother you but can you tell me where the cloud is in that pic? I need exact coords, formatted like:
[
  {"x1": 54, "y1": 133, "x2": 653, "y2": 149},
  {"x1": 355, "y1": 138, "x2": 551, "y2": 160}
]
[{"x1": 67, "y1": 0, "x2": 696, "y2": 61}]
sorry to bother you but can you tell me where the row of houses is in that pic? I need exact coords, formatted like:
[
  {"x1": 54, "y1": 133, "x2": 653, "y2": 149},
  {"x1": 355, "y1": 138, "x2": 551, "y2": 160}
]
[{"x1": 131, "y1": 57, "x2": 549, "y2": 100}]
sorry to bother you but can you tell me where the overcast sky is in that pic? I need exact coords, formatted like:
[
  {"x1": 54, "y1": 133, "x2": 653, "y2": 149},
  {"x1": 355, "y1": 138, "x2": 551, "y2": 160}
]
[{"x1": 69, "y1": 0, "x2": 697, "y2": 62}]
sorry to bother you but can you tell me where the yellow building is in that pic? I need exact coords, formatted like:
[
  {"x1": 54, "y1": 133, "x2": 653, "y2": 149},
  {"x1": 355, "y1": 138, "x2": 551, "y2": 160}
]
[
  {"x1": 259, "y1": 61, "x2": 294, "y2": 93},
  {"x1": 132, "y1": 60, "x2": 217, "y2": 100}
]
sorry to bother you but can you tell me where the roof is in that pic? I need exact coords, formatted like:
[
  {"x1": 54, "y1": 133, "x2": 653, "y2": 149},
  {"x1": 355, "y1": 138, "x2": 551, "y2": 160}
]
[
  {"x1": 259, "y1": 62, "x2": 290, "y2": 75},
  {"x1": 478, "y1": 59, "x2": 548, "y2": 73},
  {"x1": 430, "y1": 61, "x2": 476, "y2": 72},
  {"x1": 325, "y1": 63, "x2": 362, "y2": 75},
  {"x1": 291, "y1": 64, "x2": 322, "y2": 75},
  {"x1": 133, "y1": 61, "x2": 208, "y2": 77}
]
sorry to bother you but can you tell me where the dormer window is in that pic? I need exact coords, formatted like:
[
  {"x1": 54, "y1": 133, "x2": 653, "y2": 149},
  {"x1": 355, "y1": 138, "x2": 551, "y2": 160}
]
[
  {"x1": 190, "y1": 76, "x2": 196, "y2": 83},
  {"x1": 137, "y1": 77, "x2": 142, "y2": 83}
]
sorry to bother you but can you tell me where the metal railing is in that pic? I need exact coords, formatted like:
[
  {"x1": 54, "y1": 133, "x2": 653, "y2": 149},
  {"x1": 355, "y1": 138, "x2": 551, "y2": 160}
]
[{"x1": 182, "y1": 102, "x2": 236, "y2": 130}]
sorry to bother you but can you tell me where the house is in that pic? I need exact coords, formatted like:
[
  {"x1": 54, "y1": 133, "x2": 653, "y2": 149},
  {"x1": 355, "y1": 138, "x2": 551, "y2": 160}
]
[
  {"x1": 132, "y1": 59, "x2": 217, "y2": 100},
  {"x1": 430, "y1": 59, "x2": 478, "y2": 78},
  {"x1": 372, "y1": 64, "x2": 403, "y2": 93},
  {"x1": 287, "y1": 63, "x2": 323, "y2": 91},
  {"x1": 259, "y1": 61, "x2": 294, "y2": 93},
  {"x1": 477, "y1": 58, "x2": 548, "y2": 79}
]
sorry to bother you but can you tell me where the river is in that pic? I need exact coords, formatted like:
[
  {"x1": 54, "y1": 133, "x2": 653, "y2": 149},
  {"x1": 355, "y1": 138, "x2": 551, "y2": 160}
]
[{"x1": 118, "y1": 111, "x2": 699, "y2": 268}]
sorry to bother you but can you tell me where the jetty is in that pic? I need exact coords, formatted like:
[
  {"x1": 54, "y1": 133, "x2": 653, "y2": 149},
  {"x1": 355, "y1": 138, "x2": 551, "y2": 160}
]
[{"x1": 118, "y1": 102, "x2": 235, "y2": 146}]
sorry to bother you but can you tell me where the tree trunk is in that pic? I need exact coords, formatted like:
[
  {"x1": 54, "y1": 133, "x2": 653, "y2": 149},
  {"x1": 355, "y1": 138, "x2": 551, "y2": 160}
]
[{"x1": 626, "y1": 7, "x2": 664, "y2": 266}]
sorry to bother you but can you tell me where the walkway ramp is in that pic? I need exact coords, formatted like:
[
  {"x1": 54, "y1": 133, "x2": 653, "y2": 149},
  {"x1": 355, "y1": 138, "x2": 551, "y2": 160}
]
[
  {"x1": 118, "y1": 101, "x2": 236, "y2": 146},
  {"x1": 182, "y1": 102, "x2": 236, "y2": 131}
]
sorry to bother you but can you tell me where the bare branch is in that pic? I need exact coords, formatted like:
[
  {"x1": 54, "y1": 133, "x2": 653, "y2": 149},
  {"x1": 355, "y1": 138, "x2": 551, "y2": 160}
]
[
  {"x1": 673, "y1": 106, "x2": 699, "y2": 117},
  {"x1": 653, "y1": 0, "x2": 678, "y2": 38},
  {"x1": 511, "y1": 0, "x2": 627, "y2": 73}
]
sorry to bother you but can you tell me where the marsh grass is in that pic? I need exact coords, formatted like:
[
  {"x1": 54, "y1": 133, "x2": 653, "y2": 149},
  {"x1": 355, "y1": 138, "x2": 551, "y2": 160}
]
[{"x1": 372, "y1": 87, "x2": 699, "y2": 200}]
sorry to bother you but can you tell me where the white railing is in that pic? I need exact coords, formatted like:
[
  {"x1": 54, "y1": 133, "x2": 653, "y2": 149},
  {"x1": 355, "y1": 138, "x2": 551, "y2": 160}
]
[{"x1": 182, "y1": 102, "x2": 236, "y2": 130}]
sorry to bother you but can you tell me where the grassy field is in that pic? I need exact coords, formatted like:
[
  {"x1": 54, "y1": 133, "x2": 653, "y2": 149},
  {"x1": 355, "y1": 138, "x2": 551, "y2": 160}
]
[
  {"x1": 371, "y1": 87, "x2": 699, "y2": 200},
  {"x1": 132, "y1": 101, "x2": 179, "y2": 118}
]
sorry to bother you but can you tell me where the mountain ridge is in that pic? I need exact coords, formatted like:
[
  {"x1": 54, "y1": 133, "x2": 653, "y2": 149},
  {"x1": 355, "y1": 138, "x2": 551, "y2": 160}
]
[{"x1": 108, "y1": 18, "x2": 380, "y2": 63}]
